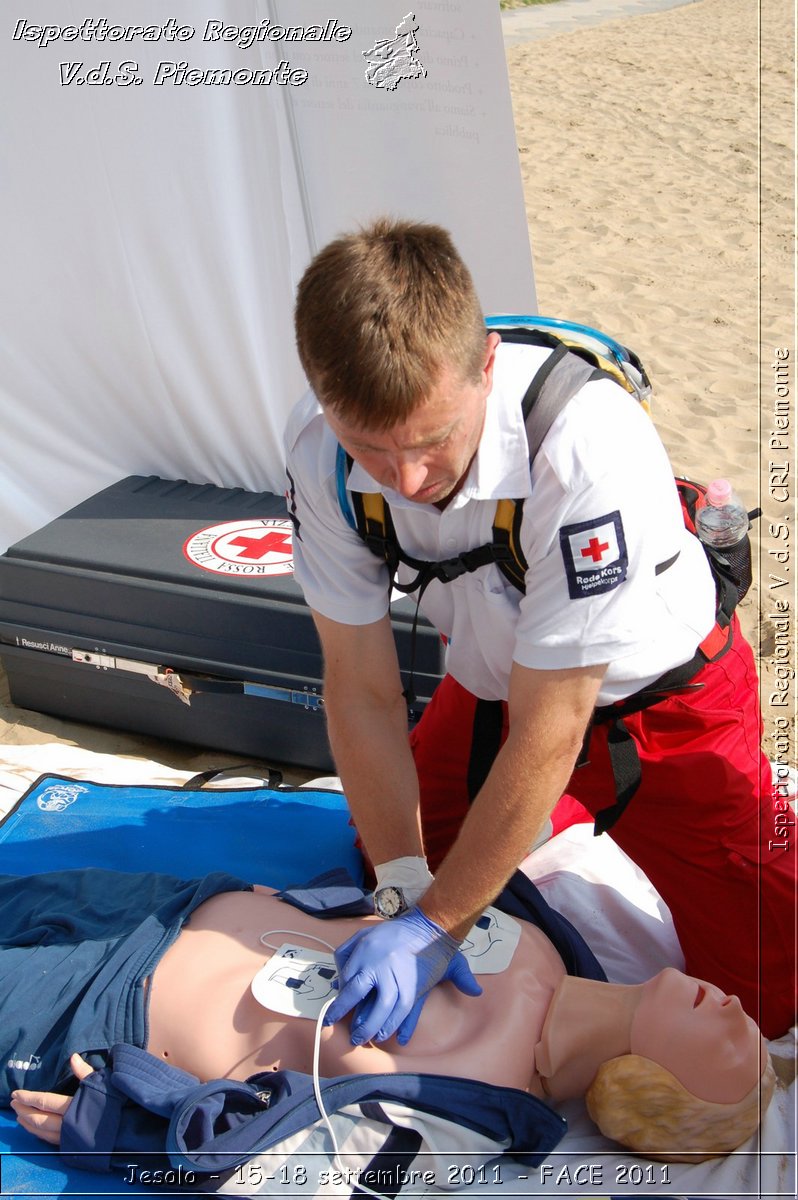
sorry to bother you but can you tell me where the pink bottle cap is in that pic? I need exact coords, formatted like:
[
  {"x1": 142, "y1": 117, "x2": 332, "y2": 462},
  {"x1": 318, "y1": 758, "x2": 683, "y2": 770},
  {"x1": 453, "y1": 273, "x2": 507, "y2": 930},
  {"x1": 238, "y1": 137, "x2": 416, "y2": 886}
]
[{"x1": 706, "y1": 478, "x2": 732, "y2": 506}]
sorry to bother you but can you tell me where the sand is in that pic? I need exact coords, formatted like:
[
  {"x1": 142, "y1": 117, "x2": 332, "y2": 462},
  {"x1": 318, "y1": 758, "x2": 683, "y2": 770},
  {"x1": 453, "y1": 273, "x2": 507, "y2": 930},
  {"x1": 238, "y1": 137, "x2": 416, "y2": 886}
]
[
  {"x1": 507, "y1": 0, "x2": 795, "y2": 758},
  {"x1": 0, "y1": 0, "x2": 793, "y2": 773}
]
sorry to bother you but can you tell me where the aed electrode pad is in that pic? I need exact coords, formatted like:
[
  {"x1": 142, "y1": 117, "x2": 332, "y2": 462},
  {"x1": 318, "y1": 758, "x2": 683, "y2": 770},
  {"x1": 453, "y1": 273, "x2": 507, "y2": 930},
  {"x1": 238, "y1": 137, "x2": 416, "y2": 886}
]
[
  {"x1": 252, "y1": 909, "x2": 522, "y2": 1019},
  {"x1": 459, "y1": 907, "x2": 521, "y2": 974},
  {"x1": 251, "y1": 944, "x2": 338, "y2": 1019}
]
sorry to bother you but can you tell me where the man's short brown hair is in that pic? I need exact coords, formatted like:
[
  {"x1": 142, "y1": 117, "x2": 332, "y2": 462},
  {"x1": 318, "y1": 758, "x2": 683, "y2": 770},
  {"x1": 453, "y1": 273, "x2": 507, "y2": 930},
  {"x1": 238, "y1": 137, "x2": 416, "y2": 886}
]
[{"x1": 294, "y1": 218, "x2": 487, "y2": 429}]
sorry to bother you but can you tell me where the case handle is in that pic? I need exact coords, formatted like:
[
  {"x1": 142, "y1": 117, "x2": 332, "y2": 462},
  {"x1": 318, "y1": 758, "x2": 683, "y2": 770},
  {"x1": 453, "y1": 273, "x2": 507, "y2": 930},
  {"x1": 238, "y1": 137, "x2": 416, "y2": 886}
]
[{"x1": 182, "y1": 765, "x2": 284, "y2": 791}]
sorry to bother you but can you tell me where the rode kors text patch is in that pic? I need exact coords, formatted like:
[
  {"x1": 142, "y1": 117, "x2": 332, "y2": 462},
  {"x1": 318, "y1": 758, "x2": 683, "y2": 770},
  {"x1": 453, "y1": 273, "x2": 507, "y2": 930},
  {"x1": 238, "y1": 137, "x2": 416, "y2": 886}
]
[{"x1": 559, "y1": 511, "x2": 628, "y2": 599}]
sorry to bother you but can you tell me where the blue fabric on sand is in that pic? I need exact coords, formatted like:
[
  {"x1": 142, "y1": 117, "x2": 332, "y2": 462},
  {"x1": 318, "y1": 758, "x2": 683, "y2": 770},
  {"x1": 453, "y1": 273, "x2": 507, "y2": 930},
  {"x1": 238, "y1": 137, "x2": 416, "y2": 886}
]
[{"x1": 0, "y1": 773, "x2": 362, "y2": 885}]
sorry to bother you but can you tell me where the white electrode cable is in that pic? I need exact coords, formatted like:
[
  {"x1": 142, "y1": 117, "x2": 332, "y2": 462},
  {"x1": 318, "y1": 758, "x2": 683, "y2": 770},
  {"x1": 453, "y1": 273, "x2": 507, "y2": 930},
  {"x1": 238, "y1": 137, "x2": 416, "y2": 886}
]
[
  {"x1": 313, "y1": 995, "x2": 342, "y2": 1160},
  {"x1": 312, "y1": 997, "x2": 387, "y2": 1200},
  {"x1": 259, "y1": 929, "x2": 337, "y2": 955},
  {"x1": 259, "y1": 928, "x2": 390, "y2": 1197}
]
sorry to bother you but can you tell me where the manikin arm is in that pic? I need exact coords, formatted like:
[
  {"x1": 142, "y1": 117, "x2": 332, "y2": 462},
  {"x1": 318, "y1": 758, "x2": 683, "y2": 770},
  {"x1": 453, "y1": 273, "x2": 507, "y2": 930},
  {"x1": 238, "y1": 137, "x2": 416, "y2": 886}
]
[{"x1": 11, "y1": 1054, "x2": 93, "y2": 1145}]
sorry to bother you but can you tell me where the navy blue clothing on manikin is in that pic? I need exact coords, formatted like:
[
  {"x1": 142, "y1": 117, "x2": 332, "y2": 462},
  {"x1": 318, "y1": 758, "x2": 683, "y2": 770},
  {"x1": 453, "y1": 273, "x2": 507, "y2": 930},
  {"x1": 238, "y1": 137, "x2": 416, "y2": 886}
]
[
  {"x1": 59, "y1": 1043, "x2": 568, "y2": 1179},
  {"x1": 0, "y1": 869, "x2": 251, "y2": 1102}
]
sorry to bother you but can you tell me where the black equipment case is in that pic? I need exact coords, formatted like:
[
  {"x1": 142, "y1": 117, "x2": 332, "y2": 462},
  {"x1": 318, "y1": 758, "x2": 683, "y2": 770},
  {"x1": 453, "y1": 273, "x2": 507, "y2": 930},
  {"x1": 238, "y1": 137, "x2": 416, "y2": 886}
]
[{"x1": 0, "y1": 476, "x2": 445, "y2": 770}]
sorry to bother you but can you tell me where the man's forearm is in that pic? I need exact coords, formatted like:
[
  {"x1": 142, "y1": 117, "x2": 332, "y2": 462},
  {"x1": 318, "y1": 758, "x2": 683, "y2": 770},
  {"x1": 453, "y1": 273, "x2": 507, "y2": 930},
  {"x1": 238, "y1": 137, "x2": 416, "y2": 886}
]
[
  {"x1": 419, "y1": 662, "x2": 606, "y2": 940},
  {"x1": 324, "y1": 681, "x2": 424, "y2": 866},
  {"x1": 419, "y1": 724, "x2": 581, "y2": 938}
]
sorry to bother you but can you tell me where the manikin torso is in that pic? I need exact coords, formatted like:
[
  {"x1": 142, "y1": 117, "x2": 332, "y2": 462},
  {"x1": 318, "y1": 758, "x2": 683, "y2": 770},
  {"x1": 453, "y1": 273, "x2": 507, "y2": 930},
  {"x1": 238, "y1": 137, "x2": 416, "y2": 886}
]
[
  {"x1": 146, "y1": 889, "x2": 766, "y2": 1107},
  {"x1": 145, "y1": 888, "x2": 566, "y2": 1097}
]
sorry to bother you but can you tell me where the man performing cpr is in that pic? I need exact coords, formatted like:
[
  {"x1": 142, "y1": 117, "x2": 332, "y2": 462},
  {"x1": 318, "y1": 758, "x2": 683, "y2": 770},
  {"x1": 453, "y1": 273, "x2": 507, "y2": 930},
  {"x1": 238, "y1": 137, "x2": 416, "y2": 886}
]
[{"x1": 284, "y1": 218, "x2": 795, "y2": 1044}]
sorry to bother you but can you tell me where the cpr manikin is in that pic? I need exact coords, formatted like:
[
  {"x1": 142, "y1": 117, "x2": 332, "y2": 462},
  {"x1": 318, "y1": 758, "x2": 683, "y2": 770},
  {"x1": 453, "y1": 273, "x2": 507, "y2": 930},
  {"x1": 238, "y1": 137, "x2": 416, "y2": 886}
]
[{"x1": 12, "y1": 887, "x2": 774, "y2": 1163}]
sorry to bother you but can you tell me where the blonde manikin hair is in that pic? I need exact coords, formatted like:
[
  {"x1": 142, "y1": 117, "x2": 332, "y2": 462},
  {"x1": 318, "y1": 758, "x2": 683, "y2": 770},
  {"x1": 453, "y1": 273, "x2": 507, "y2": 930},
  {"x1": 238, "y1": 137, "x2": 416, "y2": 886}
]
[{"x1": 586, "y1": 1053, "x2": 777, "y2": 1162}]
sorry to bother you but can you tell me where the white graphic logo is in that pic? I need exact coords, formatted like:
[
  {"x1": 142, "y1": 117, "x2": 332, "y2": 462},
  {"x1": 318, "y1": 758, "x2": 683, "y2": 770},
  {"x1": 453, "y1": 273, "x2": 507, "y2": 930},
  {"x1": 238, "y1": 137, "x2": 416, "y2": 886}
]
[
  {"x1": 183, "y1": 519, "x2": 294, "y2": 577},
  {"x1": 37, "y1": 784, "x2": 88, "y2": 813},
  {"x1": 363, "y1": 12, "x2": 426, "y2": 91},
  {"x1": 8, "y1": 1053, "x2": 42, "y2": 1071}
]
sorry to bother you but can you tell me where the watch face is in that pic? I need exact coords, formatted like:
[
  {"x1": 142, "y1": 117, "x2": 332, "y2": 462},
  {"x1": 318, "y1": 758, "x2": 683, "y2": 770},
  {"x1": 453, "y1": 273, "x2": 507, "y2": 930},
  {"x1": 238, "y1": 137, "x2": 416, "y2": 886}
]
[{"x1": 375, "y1": 886, "x2": 406, "y2": 918}]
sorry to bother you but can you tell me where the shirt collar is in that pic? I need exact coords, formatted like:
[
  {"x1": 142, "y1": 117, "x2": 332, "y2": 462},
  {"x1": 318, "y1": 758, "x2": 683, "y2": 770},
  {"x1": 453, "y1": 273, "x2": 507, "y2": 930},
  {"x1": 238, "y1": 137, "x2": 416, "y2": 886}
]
[{"x1": 345, "y1": 344, "x2": 534, "y2": 508}]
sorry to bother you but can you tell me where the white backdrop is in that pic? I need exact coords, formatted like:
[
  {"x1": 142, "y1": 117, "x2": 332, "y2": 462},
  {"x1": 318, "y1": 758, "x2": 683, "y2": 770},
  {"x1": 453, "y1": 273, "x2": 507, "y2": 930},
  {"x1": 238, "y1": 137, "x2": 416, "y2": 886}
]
[{"x1": 0, "y1": 1, "x2": 535, "y2": 553}]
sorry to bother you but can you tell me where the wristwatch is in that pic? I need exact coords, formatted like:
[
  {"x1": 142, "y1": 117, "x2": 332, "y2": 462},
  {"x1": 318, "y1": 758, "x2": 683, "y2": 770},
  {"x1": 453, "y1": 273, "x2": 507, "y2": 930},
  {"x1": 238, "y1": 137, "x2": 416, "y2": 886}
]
[{"x1": 373, "y1": 885, "x2": 409, "y2": 919}]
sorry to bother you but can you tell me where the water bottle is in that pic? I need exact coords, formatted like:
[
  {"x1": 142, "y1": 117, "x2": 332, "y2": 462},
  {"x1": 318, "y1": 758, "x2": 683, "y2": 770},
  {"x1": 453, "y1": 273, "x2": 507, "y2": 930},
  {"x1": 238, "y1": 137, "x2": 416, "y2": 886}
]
[{"x1": 695, "y1": 478, "x2": 752, "y2": 602}]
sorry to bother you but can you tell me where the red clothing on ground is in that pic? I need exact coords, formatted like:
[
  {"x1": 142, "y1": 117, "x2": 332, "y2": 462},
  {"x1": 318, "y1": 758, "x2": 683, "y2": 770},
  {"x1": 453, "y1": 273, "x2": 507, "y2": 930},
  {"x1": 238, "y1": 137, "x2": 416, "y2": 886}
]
[{"x1": 407, "y1": 617, "x2": 796, "y2": 1039}]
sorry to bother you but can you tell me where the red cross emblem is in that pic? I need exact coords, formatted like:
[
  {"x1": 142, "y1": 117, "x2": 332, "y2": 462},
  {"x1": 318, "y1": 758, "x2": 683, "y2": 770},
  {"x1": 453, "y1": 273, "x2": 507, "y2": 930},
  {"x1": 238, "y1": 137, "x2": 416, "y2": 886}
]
[
  {"x1": 580, "y1": 536, "x2": 610, "y2": 563},
  {"x1": 230, "y1": 531, "x2": 292, "y2": 560},
  {"x1": 183, "y1": 519, "x2": 295, "y2": 577}
]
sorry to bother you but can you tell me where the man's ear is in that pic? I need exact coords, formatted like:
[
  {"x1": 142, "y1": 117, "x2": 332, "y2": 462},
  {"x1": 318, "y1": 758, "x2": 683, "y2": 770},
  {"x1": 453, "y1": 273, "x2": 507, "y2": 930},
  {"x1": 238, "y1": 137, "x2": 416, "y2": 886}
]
[{"x1": 481, "y1": 332, "x2": 502, "y2": 390}]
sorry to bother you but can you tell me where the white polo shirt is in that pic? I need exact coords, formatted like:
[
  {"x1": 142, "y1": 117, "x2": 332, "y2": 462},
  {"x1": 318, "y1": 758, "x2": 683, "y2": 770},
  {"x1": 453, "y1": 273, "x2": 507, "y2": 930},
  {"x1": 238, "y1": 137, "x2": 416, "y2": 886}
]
[{"x1": 284, "y1": 341, "x2": 716, "y2": 705}]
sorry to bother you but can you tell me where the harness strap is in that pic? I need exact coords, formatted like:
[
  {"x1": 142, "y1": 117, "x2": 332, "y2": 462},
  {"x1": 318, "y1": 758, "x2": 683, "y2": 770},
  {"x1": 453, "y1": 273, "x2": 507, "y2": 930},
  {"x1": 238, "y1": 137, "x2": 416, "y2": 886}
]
[
  {"x1": 335, "y1": 445, "x2": 358, "y2": 531},
  {"x1": 389, "y1": 538, "x2": 516, "y2": 710},
  {"x1": 593, "y1": 716, "x2": 646, "y2": 836},
  {"x1": 492, "y1": 498, "x2": 527, "y2": 589},
  {"x1": 589, "y1": 606, "x2": 737, "y2": 832},
  {"x1": 491, "y1": 349, "x2": 614, "y2": 590},
  {"x1": 467, "y1": 699, "x2": 506, "y2": 802},
  {"x1": 521, "y1": 352, "x2": 612, "y2": 459},
  {"x1": 346, "y1": 456, "x2": 515, "y2": 590},
  {"x1": 497, "y1": 326, "x2": 638, "y2": 399},
  {"x1": 698, "y1": 621, "x2": 731, "y2": 660}
]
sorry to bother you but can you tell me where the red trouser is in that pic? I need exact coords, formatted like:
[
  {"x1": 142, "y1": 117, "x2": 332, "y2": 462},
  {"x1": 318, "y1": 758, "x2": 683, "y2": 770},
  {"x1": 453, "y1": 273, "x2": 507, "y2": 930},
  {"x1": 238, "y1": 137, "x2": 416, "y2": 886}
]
[{"x1": 408, "y1": 616, "x2": 796, "y2": 1039}]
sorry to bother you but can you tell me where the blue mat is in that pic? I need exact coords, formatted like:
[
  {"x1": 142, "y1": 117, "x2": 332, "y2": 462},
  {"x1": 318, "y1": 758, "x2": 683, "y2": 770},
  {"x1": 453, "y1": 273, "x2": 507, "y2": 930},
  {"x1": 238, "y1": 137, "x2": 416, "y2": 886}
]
[{"x1": 0, "y1": 770, "x2": 363, "y2": 1197}]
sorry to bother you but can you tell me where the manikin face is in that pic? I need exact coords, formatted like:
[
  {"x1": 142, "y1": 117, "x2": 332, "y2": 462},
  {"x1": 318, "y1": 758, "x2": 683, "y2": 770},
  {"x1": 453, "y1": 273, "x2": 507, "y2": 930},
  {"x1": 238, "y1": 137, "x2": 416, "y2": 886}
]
[
  {"x1": 631, "y1": 968, "x2": 767, "y2": 1103},
  {"x1": 324, "y1": 336, "x2": 498, "y2": 508}
]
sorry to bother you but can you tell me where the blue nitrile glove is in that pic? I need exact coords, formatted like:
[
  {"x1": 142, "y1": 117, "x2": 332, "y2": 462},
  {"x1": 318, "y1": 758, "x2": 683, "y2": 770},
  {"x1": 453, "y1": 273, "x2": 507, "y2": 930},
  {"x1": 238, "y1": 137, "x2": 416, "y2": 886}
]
[{"x1": 324, "y1": 906, "x2": 482, "y2": 1046}]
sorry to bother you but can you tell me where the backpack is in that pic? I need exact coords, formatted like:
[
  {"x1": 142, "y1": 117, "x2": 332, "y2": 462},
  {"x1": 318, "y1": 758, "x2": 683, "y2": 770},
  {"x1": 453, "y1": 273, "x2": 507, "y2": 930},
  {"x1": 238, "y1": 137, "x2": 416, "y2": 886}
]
[{"x1": 335, "y1": 317, "x2": 757, "y2": 832}]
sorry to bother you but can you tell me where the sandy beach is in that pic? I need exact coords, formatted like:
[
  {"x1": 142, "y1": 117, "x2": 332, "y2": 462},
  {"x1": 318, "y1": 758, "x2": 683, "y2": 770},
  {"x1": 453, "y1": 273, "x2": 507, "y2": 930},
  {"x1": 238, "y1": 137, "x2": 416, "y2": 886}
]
[
  {"x1": 0, "y1": 0, "x2": 793, "y2": 772},
  {"x1": 506, "y1": 0, "x2": 795, "y2": 760}
]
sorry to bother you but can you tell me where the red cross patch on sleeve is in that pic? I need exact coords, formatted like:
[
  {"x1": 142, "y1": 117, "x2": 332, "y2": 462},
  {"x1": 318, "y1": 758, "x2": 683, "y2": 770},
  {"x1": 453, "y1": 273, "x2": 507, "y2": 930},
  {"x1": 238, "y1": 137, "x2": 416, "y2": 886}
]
[{"x1": 559, "y1": 511, "x2": 628, "y2": 599}]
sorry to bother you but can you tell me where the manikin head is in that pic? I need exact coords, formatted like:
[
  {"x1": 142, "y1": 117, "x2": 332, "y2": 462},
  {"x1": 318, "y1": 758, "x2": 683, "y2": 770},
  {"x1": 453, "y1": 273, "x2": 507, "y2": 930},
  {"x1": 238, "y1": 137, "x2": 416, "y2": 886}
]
[
  {"x1": 586, "y1": 1053, "x2": 776, "y2": 1162},
  {"x1": 294, "y1": 218, "x2": 499, "y2": 506},
  {"x1": 628, "y1": 967, "x2": 768, "y2": 1104},
  {"x1": 590, "y1": 969, "x2": 774, "y2": 1162}
]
